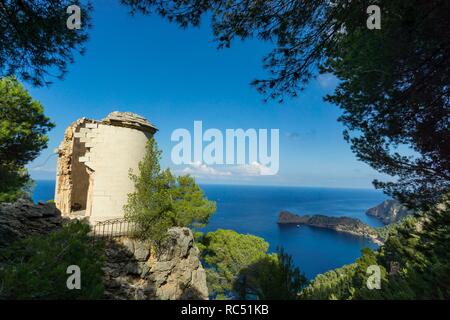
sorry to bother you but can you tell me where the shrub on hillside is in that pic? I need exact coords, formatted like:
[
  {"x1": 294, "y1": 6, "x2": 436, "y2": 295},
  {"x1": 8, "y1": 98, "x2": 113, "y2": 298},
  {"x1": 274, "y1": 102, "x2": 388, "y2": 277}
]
[{"x1": 0, "y1": 221, "x2": 104, "y2": 299}]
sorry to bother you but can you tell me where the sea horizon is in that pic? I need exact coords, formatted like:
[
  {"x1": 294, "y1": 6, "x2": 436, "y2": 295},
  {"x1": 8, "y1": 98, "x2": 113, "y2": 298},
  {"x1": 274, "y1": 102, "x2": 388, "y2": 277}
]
[
  {"x1": 32, "y1": 180, "x2": 386, "y2": 279},
  {"x1": 31, "y1": 178, "x2": 383, "y2": 191}
]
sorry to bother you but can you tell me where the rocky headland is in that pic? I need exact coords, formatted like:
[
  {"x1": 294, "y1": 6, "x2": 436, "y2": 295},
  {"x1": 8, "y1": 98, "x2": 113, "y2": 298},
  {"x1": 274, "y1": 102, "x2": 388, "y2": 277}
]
[
  {"x1": 278, "y1": 211, "x2": 383, "y2": 245},
  {"x1": 365, "y1": 199, "x2": 413, "y2": 224}
]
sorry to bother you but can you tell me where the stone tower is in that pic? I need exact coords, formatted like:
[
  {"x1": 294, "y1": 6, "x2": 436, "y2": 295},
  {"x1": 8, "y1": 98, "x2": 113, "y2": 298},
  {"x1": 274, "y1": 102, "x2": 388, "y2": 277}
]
[{"x1": 54, "y1": 111, "x2": 157, "y2": 224}]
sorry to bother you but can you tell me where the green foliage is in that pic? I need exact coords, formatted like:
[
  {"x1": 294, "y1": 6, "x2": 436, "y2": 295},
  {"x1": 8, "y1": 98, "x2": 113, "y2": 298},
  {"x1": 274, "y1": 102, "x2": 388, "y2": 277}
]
[
  {"x1": 0, "y1": 221, "x2": 105, "y2": 299},
  {"x1": 0, "y1": 1, "x2": 92, "y2": 86},
  {"x1": 375, "y1": 215, "x2": 418, "y2": 242},
  {"x1": 193, "y1": 231, "x2": 206, "y2": 253},
  {"x1": 0, "y1": 76, "x2": 54, "y2": 202},
  {"x1": 323, "y1": 1, "x2": 450, "y2": 210},
  {"x1": 234, "y1": 247, "x2": 307, "y2": 300},
  {"x1": 0, "y1": 165, "x2": 32, "y2": 202},
  {"x1": 124, "y1": 137, "x2": 215, "y2": 244},
  {"x1": 301, "y1": 197, "x2": 450, "y2": 300},
  {"x1": 200, "y1": 230, "x2": 306, "y2": 300},
  {"x1": 200, "y1": 229, "x2": 270, "y2": 299},
  {"x1": 351, "y1": 249, "x2": 388, "y2": 299},
  {"x1": 300, "y1": 263, "x2": 358, "y2": 300},
  {"x1": 369, "y1": 197, "x2": 450, "y2": 299}
]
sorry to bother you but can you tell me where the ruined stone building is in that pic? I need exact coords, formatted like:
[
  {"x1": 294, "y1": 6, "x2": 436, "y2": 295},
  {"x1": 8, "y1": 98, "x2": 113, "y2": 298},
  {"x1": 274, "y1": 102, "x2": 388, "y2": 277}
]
[{"x1": 54, "y1": 112, "x2": 157, "y2": 224}]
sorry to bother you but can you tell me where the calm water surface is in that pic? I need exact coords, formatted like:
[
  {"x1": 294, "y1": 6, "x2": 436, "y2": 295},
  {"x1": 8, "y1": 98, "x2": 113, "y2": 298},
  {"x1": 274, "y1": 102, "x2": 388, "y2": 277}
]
[{"x1": 32, "y1": 181, "x2": 386, "y2": 278}]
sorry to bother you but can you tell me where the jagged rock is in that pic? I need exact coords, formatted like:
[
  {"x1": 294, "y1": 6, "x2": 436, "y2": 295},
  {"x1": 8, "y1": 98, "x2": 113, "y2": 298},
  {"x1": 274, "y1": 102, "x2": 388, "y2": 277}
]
[
  {"x1": 0, "y1": 199, "x2": 208, "y2": 300},
  {"x1": 365, "y1": 199, "x2": 413, "y2": 224},
  {"x1": 134, "y1": 241, "x2": 150, "y2": 261},
  {"x1": 103, "y1": 227, "x2": 208, "y2": 300},
  {"x1": 0, "y1": 199, "x2": 65, "y2": 249},
  {"x1": 125, "y1": 262, "x2": 141, "y2": 275},
  {"x1": 102, "y1": 111, "x2": 158, "y2": 133},
  {"x1": 122, "y1": 238, "x2": 135, "y2": 255}
]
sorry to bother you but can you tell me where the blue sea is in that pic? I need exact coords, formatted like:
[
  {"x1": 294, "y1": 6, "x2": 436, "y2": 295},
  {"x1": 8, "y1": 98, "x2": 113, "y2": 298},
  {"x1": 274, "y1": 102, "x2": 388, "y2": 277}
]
[{"x1": 32, "y1": 181, "x2": 387, "y2": 279}]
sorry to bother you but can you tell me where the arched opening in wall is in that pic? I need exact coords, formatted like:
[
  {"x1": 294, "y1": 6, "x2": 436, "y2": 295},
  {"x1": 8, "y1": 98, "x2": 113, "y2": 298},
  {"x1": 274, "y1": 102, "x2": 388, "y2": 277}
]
[{"x1": 70, "y1": 125, "x2": 92, "y2": 215}]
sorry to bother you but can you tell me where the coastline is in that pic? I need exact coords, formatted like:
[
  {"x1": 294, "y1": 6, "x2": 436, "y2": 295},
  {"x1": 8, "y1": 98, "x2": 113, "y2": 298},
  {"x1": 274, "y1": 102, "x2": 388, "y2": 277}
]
[
  {"x1": 277, "y1": 211, "x2": 385, "y2": 245},
  {"x1": 32, "y1": 180, "x2": 385, "y2": 279}
]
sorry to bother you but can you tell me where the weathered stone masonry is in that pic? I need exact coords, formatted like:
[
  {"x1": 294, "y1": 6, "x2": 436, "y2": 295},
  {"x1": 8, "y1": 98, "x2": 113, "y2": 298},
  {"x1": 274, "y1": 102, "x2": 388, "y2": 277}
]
[{"x1": 54, "y1": 112, "x2": 157, "y2": 224}]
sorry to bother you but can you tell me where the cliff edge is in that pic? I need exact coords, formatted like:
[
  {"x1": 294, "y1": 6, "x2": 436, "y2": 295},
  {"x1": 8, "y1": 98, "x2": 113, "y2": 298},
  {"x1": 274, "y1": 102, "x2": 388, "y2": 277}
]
[
  {"x1": 103, "y1": 227, "x2": 209, "y2": 300},
  {"x1": 0, "y1": 199, "x2": 208, "y2": 300},
  {"x1": 0, "y1": 199, "x2": 64, "y2": 249},
  {"x1": 365, "y1": 199, "x2": 413, "y2": 224}
]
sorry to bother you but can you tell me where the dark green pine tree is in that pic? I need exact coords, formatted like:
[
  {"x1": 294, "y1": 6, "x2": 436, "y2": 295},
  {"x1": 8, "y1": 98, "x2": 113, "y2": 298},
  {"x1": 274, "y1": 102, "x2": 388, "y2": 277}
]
[
  {"x1": 0, "y1": 77, "x2": 54, "y2": 202},
  {"x1": 124, "y1": 137, "x2": 216, "y2": 245}
]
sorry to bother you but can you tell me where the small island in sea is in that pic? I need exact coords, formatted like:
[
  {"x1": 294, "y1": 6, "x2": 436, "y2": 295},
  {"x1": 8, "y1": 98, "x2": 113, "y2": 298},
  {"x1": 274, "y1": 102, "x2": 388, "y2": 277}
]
[{"x1": 277, "y1": 211, "x2": 384, "y2": 245}]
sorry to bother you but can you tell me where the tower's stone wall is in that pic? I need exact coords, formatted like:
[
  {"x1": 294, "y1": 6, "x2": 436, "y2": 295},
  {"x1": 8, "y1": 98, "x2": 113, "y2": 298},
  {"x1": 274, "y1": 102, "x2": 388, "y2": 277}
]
[{"x1": 54, "y1": 112, "x2": 157, "y2": 224}]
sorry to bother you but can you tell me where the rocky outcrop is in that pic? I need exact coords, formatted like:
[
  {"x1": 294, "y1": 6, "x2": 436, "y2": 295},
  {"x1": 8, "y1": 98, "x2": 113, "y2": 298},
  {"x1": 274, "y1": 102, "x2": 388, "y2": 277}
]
[
  {"x1": 278, "y1": 211, "x2": 383, "y2": 244},
  {"x1": 0, "y1": 199, "x2": 208, "y2": 299},
  {"x1": 102, "y1": 111, "x2": 158, "y2": 133},
  {"x1": 103, "y1": 227, "x2": 208, "y2": 300},
  {"x1": 365, "y1": 200, "x2": 413, "y2": 224},
  {"x1": 0, "y1": 199, "x2": 65, "y2": 249}
]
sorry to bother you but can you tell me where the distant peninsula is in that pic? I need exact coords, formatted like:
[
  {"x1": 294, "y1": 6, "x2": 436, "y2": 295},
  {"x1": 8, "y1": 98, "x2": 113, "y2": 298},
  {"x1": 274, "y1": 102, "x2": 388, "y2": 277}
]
[
  {"x1": 278, "y1": 211, "x2": 384, "y2": 245},
  {"x1": 365, "y1": 199, "x2": 413, "y2": 224}
]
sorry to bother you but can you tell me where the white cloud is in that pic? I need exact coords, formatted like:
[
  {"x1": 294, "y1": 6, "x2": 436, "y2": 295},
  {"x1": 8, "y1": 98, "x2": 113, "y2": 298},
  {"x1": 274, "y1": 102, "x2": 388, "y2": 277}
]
[
  {"x1": 317, "y1": 73, "x2": 338, "y2": 89},
  {"x1": 181, "y1": 162, "x2": 232, "y2": 178},
  {"x1": 178, "y1": 161, "x2": 276, "y2": 179},
  {"x1": 232, "y1": 162, "x2": 275, "y2": 176}
]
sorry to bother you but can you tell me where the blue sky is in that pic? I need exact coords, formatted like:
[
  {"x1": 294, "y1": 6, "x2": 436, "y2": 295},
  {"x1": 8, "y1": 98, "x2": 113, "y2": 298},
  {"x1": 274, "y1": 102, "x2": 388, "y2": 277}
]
[{"x1": 26, "y1": 0, "x2": 389, "y2": 188}]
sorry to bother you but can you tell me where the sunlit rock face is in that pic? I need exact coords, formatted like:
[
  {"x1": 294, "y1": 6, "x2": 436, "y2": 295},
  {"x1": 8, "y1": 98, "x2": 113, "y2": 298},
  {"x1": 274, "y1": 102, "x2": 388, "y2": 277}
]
[
  {"x1": 103, "y1": 227, "x2": 209, "y2": 300},
  {"x1": 365, "y1": 200, "x2": 413, "y2": 224}
]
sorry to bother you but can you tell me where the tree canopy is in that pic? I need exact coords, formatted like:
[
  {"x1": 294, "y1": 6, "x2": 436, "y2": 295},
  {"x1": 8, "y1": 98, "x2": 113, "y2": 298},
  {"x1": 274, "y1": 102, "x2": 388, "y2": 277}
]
[
  {"x1": 200, "y1": 229, "x2": 306, "y2": 299},
  {"x1": 0, "y1": 76, "x2": 54, "y2": 202},
  {"x1": 301, "y1": 198, "x2": 450, "y2": 300},
  {"x1": 124, "y1": 137, "x2": 216, "y2": 244},
  {"x1": 0, "y1": 0, "x2": 91, "y2": 86},
  {"x1": 324, "y1": 1, "x2": 450, "y2": 209},
  {"x1": 234, "y1": 246, "x2": 307, "y2": 300},
  {"x1": 200, "y1": 229, "x2": 270, "y2": 299}
]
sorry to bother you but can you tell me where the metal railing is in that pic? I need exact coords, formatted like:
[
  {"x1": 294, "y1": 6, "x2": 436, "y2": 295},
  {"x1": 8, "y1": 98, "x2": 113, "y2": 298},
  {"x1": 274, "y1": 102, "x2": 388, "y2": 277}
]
[{"x1": 91, "y1": 218, "x2": 135, "y2": 240}]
